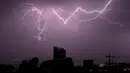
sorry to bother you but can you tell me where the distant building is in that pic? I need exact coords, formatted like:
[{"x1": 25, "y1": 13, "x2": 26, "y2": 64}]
[
  {"x1": 65, "y1": 57, "x2": 74, "y2": 70},
  {"x1": 83, "y1": 60, "x2": 94, "y2": 68},
  {"x1": 40, "y1": 46, "x2": 73, "y2": 73},
  {"x1": 53, "y1": 46, "x2": 66, "y2": 60}
]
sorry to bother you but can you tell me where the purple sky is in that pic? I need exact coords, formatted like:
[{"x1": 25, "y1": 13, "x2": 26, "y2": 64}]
[{"x1": 1, "y1": 0, "x2": 130, "y2": 65}]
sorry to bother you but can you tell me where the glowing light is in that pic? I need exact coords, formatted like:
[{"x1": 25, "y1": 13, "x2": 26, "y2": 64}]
[
  {"x1": 90, "y1": 69, "x2": 92, "y2": 71},
  {"x1": 21, "y1": 0, "x2": 124, "y2": 40},
  {"x1": 124, "y1": 68, "x2": 127, "y2": 71}
]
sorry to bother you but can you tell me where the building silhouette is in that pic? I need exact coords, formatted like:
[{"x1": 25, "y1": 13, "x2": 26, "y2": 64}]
[
  {"x1": 53, "y1": 46, "x2": 66, "y2": 60},
  {"x1": 39, "y1": 46, "x2": 73, "y2": 73},
  {"x1": 1, "y1": 46, "x2": 130, "y2": 73},
  {"x1": 83, "y1": 60, "x2": 94, "y2": 68}
]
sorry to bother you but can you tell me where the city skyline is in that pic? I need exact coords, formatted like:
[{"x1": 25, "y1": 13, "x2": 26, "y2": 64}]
[{"x1": 1, "y1": 0, "x2": 130, "y2": 65}]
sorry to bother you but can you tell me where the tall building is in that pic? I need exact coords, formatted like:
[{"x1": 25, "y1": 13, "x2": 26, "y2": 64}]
[
  {"x1": 83, "y1": 60, "x2": 94, "y2": 68},
  {"x1": 53, "y1": 46, "x2": 66, "y2": 60}
]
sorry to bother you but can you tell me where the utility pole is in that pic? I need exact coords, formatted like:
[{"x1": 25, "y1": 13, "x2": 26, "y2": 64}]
[
  {"x1": 105, "y1": 52, "x2": 119, "y2": 65},
  {"x1": 105, "y1": 52, "x2": 119, "y2": 73}
]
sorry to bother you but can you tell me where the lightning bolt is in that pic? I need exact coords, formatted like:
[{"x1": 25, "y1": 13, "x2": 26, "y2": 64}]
[{"x1": 21, "y1": 0, "x2": 124, "y2": 40}]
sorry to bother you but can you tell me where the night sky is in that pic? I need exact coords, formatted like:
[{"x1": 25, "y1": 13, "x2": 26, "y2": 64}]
[{"x1": 1, "y1": 0, "x2": 130, "y2": 65}]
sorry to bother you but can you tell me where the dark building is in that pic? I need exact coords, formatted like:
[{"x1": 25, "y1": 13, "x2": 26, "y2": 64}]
[
  {"x1": 53, "y1": 46, "x2": 66, "y2": 60},
  {"x1": 65, "y1": 57, "x2": 74, "y2": 72},
  {"x1": 83, "y1": 60, "x2": 94, "y2": 68}
]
